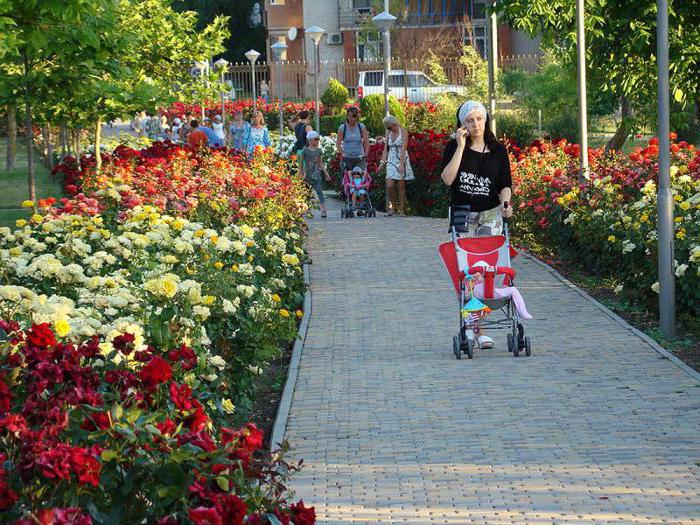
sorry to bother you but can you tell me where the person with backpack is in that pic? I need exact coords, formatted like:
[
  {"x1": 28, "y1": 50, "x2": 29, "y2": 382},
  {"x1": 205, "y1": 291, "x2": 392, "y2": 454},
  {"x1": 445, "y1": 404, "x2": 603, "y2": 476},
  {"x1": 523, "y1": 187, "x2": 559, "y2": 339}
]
[{"x1": 336, "y1": 106, "x2": 369, "y2": 174}]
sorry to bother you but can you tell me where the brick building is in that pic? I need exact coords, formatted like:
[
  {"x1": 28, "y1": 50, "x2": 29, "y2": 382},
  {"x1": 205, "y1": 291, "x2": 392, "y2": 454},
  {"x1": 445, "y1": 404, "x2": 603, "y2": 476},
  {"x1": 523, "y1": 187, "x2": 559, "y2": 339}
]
[{"x1": 264, "y1": 0, "x2": 540, "y2": 63}]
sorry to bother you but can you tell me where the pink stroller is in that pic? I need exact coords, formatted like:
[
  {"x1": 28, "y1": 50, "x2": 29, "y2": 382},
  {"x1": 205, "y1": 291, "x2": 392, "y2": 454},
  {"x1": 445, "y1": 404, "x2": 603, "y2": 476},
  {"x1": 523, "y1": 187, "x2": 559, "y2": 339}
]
[
  {"x1": 341, "y1": 168, "x2": 375, "y2": 218},
  {"x1": 439, "y1": 205, "x2": 532, "y2": 359}
]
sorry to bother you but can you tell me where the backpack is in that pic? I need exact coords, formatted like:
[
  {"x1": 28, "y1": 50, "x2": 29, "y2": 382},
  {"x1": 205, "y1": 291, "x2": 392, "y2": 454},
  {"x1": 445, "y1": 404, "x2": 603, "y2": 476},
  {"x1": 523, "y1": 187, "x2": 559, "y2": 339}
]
[{"x1": 341, "y1": 122, "x2": 364, "y2": 138}]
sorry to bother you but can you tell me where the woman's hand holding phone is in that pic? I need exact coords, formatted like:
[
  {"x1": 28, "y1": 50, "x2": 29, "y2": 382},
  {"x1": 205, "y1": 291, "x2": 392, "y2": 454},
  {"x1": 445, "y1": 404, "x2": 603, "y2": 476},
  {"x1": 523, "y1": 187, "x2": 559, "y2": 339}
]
[{"x1": 456, "y1": 126, "x2": 470, "y2": 148}]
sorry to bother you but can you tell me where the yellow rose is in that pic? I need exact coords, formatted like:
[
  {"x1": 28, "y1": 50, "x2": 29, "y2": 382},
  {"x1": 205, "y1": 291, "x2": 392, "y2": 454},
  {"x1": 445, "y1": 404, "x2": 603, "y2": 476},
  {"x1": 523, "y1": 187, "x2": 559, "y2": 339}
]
[
  {"x1": 21, "y1": 200, "x2": 34, "y2": 208},
  {"x1": 279, "y1": 309, "x2": 290, "y2": 318},
  {"x1": 240, "y1": 225, "x2": 254, "y2": 237},
  {"x1": 31, "y1": 214, "x2": 43, "y2": 223},
  {"x1": 201, "y1": 295, "x2": 216, "y2": 306},
  {"x1": 195, "y1": 229, "x2": 205, "y2": 238},
  {"x1": 221, "y1": 399, "x2": 235, "y2": 414},
  {"x1": 271, "y1": 294, "x2": 281, "y2": 303},
  {"x1": 246, "y1": 240, "x2": 254, "y2": 248},
  {"x1": 161, "y1": 278, "x2": 178, "y2": 298},
  {"x1": 9, "y1": 247, "x2": 21, "y2": 257},
  {"x1": 679, "y1": 201, "x2": 690, "y2": 211},
  {"x1": 15, "y1": 219, "x2": 27, "y2": 228},
  {"x1": 54, "y1": 319, "x2": 71, "y2": 337},
  {"x1": 247, "y1": 256, "x2": 253, "y2": 262},
  {"x1": 607, "y1": 235, "x2": 616, "y2": 242},
  {"x1": 210, "y1": 235, "x2": 219, "y2": 244},
  {"x1": 213, "y1": 261, "x2": 224, "y2": 270},
  {"x1": 295, "y1": 309, "x2": 303, "y2": 318},
  {"x1": 674, "y1": 216, "x2": 683, "y2": 223},
  {"x1": 230, "y1": 264, "x2": 239, "y2": 273}
]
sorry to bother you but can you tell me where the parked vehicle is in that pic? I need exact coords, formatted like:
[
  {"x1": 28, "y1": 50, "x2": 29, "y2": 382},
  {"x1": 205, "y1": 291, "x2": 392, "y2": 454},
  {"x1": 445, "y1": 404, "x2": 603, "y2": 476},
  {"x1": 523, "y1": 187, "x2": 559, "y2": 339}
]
[{"x1": 357, "y1": 70, "x2": 465, "y2": 102}]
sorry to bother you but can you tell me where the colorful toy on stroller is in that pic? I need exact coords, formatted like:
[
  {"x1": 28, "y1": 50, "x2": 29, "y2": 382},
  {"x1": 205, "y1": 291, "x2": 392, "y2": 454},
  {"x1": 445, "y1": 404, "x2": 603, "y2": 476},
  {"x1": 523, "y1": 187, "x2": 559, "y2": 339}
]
[
  {"x1": 341, "y1": 166, "x2": 376, "y2": 218},
  {"x1": 439, "y1": 204, "x2": 533, "y2": 359}
]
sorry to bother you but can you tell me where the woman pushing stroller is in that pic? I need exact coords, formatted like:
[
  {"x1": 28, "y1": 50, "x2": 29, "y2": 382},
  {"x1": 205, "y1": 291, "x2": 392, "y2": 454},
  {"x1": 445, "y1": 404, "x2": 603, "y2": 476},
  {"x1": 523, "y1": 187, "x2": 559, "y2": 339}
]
[{"x1": 440, "y1": 100, "x2": 514, "y2": 350}]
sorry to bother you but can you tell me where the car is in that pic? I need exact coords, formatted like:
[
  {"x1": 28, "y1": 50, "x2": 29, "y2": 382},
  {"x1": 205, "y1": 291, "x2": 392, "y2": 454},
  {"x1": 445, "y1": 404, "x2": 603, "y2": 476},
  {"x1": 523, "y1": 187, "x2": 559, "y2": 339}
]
[{"x1": 357, "y1": 70, "x2": 465, "y2": 103}]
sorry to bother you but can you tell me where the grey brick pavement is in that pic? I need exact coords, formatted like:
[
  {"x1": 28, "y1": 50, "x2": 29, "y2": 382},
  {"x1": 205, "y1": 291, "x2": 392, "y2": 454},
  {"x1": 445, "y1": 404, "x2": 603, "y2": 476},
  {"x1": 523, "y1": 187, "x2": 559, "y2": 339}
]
[{"x1": 285, "y1": 200, "x2": 700, "y2": 524}]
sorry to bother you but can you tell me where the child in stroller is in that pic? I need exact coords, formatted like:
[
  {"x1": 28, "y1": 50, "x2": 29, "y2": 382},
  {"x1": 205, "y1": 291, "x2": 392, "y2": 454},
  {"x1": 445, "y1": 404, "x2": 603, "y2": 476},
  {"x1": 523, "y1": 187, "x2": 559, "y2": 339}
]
[{"x1": 341, "y1": 166, "x2": 375, "y2": 218}]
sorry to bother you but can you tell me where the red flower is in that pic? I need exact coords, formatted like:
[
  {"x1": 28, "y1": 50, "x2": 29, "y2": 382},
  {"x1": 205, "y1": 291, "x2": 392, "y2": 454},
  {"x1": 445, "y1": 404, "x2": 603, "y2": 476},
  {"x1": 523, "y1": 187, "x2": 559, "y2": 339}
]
[
  {"x1": 0, "y1": 378, "x2": 11, "y2": 414},
  {"x1": 156, "y1": 418, "x2": 177, "y2": 436},
  {"x1": 26, "y1": 323, "x2": 57, "y2": 349},
  {"x1": 112, "y1": 333, "x2": 136, "y2": 355},
  {"x1": 214, "y1": 493, "x2": 247, "y2": 524},
  {"x1": 33, "y1": 508, "x2": 93, "y2": 525},
  {"x1": 139, "y1": 356, "x2": 172, "y2": 389},
  {"x1": 0, "y1": 480, "x2": 18, "y2": 510},
  {"x1": 70, "y1": 449, "x2": 101, "y2": 487},
  {"x1": 189, "y1": 507, "x2": 223, "y2": 525},
  {"x1": 170, "y1": 382, "x2": 194, "y2": 411},
  {"x1": 291, "y1": 500, "x2": 316, "y2": 525}
]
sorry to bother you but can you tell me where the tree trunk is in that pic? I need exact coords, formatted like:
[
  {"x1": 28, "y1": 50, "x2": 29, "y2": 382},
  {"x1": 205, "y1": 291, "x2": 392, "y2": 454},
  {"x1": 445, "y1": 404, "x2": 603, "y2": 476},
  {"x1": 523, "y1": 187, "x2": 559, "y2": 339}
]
[
  {"x1": 606, "y1": 97, "x2": 633, "y2": 152},
  {"x1": 95, "y1": 118, "x2": 102, "y2": 172},
  {"x1": 41, "y1": 125, "x2": 50, "y2": 168},
  {"x1": 6, "y1": 104, "x2": 16, "y2": 170},
  {"x1": 22, "y1": 50, "x2": 36, "y2": 204},
  {"x1": 45, "y1": 123, "x2": 54, "y2": 169},
  {"x1": 73, "y1": 129, "x2": 80, "y2": 158},
  {"x1": 58, "y1": 123, "x2": 67, "y2": 160}
]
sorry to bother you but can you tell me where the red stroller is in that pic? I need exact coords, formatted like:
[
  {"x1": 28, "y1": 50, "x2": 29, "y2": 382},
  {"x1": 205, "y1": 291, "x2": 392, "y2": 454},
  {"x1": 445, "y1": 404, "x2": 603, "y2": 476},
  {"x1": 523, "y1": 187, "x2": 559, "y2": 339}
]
[{"x1": 439, "y1": 205, "x2": 532, "y2": 359}]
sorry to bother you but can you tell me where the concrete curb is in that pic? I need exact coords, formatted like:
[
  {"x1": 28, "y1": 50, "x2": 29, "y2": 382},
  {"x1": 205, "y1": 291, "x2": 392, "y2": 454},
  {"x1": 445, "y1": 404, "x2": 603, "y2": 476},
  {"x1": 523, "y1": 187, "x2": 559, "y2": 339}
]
[
  {"x1": 524, "y1": 252, "x2": 700, "y2": 382},
  {"x1": 270, "y1": 262, "x2": 312, "y2": 451}
]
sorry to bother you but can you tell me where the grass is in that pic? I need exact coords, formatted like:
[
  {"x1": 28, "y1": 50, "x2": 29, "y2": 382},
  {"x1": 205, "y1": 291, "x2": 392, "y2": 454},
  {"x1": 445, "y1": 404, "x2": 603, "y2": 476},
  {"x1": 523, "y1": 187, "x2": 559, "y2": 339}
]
[{"x1": 0, "y1": 137, "x2": 63, "y2": 228}]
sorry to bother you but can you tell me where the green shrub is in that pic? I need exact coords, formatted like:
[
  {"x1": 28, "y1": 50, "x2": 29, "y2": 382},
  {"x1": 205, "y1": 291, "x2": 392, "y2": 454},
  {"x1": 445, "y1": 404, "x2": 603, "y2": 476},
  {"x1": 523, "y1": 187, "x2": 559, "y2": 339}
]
[
  {"x1": 497, "y1": 112, "x2": 536, "y2": 146},
  {"x1": 501, "y1": 68, "x2": 528, "y2": 95},
  {"x1": 321, "y1": 78, "x2": 349, "y2": 115},
  {"x1": 460, "y1": 45, "x2": 488, "y2": 101},
  {"x1": 359, "y1": 94, "x2": 405, "y2": 136},
  {"x1": 544, "y1": 111, "x2": 579, "y2": 142},
  {"x1": 319, "y1": 114, "x2": 345, "y2": 136}
]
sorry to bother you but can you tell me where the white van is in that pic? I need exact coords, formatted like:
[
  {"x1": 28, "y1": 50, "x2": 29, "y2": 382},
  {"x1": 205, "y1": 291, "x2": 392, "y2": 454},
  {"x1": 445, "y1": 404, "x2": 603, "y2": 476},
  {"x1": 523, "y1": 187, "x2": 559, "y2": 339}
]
[{"x1": 357, "y1": 70, "x2": 465, "y2": 103}]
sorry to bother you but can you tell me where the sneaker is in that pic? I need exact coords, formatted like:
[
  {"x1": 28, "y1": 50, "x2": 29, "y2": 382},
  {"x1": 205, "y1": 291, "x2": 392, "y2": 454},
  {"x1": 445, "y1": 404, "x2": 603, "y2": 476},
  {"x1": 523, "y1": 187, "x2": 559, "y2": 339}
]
[{"x1": 477, "y1": 335, "x2": 494, "y2": 349}]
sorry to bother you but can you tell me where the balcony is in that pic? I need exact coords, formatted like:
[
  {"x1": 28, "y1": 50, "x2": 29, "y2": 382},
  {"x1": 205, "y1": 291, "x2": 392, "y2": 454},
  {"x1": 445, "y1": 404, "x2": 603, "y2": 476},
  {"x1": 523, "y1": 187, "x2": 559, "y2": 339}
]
[{"x1": 339, "y1": 1, "x2": 485, "y2": 30}]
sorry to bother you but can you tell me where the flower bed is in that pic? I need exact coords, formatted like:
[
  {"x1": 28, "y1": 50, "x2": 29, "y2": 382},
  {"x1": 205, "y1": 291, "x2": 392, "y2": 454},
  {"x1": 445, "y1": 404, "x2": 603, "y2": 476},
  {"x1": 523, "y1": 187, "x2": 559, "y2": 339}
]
[
  {"x1": 1, "y1": 143, "x2": 316, "y2": 522},
  {"x1": 511, "y1": 137, "x2": 700, "y2": 315}
]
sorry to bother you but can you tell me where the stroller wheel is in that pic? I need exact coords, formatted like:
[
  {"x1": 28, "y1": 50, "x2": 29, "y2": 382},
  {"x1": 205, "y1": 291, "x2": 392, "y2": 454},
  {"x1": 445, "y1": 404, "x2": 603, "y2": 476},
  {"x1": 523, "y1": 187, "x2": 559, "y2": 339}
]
[
  {"x1": 517, "y1": 323, "x2": 525, "y2": 348},
  {"x1": 453, "y1": 335, "x2": 461, "y2": 360},
  {"x1": 525, "y1": 337, "x2": 532, "y2": 357},
  {"x1": 464, "y1": 337, "x2": 473, "y2": 359},
  {"x1": 507, "y1": 333, "x2": 515, "y2": 353},
  {"x1": 513, "y1": 336, "x2": 520, "y2": 357}
]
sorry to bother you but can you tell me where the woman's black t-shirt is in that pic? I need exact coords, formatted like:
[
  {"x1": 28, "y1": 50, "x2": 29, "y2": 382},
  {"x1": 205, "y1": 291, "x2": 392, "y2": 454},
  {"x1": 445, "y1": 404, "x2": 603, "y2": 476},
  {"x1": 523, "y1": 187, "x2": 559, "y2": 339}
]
[{"x1": 440, "y1": 139, "x2": 512, "y2": 212}]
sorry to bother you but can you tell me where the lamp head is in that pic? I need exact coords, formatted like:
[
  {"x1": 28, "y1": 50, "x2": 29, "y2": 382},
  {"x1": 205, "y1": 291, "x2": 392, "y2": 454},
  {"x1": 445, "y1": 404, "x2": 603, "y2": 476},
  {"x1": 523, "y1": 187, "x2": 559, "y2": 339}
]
[
  {"x1": 305, "y1": 25, "x2": 327, "y2": 45},
  {"x1": 244, "y1": 49, "x2": 261, "y2": 64},
  {"x1": 372, "y1": 11, "x2": 397, "y2": 31}
]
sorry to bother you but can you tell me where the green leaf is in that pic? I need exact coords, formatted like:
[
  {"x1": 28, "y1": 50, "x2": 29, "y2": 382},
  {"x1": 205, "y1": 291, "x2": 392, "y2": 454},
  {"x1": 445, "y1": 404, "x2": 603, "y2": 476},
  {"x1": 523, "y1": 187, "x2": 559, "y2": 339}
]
[
  {"x1": 155, "y1": 463, "x2": 187, "y2": 486},
  {"x1": 215, "y1": 476, "x2": 229, "y2": 492},
  {"x1": 101, "y1": 449, "x2": 119, "y2": 462}
]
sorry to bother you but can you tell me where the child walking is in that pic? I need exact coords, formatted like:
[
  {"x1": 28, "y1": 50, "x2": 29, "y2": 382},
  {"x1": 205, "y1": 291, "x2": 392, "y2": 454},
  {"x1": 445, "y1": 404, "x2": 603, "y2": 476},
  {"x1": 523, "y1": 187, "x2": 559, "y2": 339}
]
[{"x1": 302, "y1": 131, "x2": 331, "y2": 218}]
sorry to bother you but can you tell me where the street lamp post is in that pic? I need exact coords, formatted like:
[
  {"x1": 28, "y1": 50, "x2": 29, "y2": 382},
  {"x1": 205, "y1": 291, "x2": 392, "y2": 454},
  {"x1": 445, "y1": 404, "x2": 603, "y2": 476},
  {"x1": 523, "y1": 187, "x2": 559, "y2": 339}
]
[
  {"x1": 486, "y1": 1, "x2": 498, "y2": 135},
  {"x1": 305, "y1": 25, "x2": 326, "y2": 132},
  {"x1": 372, "y1": 10, "x2": 397, "y2": 117},
  {"x1": 575, "y1": 0, "x2": 589, "y2": 178},
  {"x1": 271, "y1": 41, "x2": 288, "y2": 150},
  {"x1": 656, "y1": 0, "x2": 676, "y2": 337},
  {"x1": 214, "y1": 58, "x2": 230, "y2": 135},
  {"x1": 195, "y1": 61, "x2": 209, "y2": 121},
  {"x1": 245, "y1": 49, "x2": 261, "y2": 108}
]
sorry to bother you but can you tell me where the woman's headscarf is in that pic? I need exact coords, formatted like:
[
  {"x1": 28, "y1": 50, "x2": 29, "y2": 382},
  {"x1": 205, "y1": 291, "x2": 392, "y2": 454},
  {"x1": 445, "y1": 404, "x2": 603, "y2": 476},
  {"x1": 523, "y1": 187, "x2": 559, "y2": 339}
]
[{"x1": 457, "y1": 101, "x2": 488, "y2": 127}]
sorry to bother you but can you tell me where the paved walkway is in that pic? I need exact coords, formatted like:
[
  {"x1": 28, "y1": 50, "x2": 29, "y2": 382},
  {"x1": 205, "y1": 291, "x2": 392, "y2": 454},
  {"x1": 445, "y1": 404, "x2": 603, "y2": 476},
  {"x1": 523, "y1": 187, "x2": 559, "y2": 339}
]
[{"x1": 285, "y1": 199, "x2": 700, "y2": 524}]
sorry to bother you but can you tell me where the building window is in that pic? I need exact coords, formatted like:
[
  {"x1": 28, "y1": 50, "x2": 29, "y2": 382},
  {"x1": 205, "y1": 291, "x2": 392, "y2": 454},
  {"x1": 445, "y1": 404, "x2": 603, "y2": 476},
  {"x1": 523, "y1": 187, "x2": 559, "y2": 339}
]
[{"x1": 353, "y1": 0, "x2": 371, "y2": 8}]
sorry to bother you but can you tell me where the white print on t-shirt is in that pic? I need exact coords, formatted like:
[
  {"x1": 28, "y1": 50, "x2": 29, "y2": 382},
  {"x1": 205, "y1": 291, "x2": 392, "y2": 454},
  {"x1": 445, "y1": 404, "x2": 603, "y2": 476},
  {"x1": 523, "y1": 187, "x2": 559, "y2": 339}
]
[{"x1": 458, "y1": 171, "x2": 491, "y2": 197}]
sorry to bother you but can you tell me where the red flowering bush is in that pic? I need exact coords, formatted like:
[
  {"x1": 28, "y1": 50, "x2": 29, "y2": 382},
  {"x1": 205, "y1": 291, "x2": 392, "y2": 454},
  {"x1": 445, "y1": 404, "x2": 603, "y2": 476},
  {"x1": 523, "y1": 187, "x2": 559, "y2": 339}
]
[
  {"x1": 0, "y1": 321, "x2": 315, "y2": 524},
  {"x1": 49, "y1": 141, "x2": 307, "y2": 232},
  {"x1": 330, "y1": 130, "x2": 451, "y2": 216},
  {"x1": 511, "y1": 136, "x2": 700, "y2": 314}
]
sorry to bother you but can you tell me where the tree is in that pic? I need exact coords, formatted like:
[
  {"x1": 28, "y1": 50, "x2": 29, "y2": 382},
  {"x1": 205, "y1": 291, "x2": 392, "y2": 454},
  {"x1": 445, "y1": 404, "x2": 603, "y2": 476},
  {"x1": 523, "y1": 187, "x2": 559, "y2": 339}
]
[
  {"x1": 494, "y1": 0, "x2": 700, "y2": 150},
  {"x1": 0, "y1": 0, "x2": 120, "y2": 202},
  {"x1": 172, "y1": 0, "x2": 265, "y2": 62}
]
